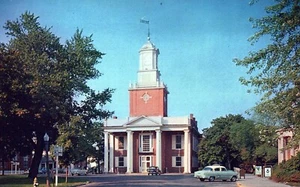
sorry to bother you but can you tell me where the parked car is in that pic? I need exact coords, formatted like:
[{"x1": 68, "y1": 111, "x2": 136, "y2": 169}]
[
  {"x1": 147, "y1": 166, "x2": 161, "y2": 175},
  {"x1": 70, "y1": 168, "x2": 87, "y2": 176},
  {"x1": 194, "y1": 165, "x2": 238, "y2": 182}
]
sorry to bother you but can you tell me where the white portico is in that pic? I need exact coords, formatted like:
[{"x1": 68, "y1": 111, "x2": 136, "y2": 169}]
[{"x1": 103, "y1": 115, "x2": 199, "y2": 174}]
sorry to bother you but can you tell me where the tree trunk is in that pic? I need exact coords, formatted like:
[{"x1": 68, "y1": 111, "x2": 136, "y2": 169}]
[
  {"x1": 97, "y1": 159, "x2": 101, "y2": 174},
  {"x1": 225, "y1": 147, "x2": 231, "y2": 169},
  {"x1": 65, "y1": 166, "x2": 68, "y2": 183},
  {"x1": 1, "y1": 158, "x2": 4, "y2": 176}
]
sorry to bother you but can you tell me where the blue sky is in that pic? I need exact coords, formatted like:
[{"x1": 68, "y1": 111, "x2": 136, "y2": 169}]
[{"x1": 0, "y1": 0, "x2": 272, "y2": 131}]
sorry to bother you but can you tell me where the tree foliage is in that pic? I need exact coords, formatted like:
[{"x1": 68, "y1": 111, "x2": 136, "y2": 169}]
[
  {"x1": 0, "y1": 12, "x2": 113, "y2": 179},
  {"x1": 234, "y1": 0, "x2": 300, "y2": 140},
  {"x1": 198, "y1": 114, "x2": 278, "y2": 170},
  {"x1": 198, "y1": 114, "x2": 243, "y2": 169}
]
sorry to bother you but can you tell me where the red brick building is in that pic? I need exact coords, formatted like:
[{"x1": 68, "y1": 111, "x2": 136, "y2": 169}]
[{"x1": 103, "y1": 37, "x2": 200, "y2": 174}]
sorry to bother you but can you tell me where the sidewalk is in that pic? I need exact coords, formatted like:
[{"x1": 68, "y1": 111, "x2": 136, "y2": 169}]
[{"x1": 236, "y1": 174, "x2": 292, "y2": 187}]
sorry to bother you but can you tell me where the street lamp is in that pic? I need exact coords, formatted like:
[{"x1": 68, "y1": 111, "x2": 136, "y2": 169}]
[{"x1": 44, "y1": 133, "x2": 50, "y2": 187}]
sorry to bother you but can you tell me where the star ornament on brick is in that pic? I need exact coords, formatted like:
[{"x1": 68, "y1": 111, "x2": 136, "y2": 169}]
[{"x1": 141, "y1": 92, "x2": 152, "y2": 103}]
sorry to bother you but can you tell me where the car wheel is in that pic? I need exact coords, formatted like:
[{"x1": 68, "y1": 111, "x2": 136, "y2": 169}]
[
  {"x1": 199, "y1": 178, "x2": 205, "y2": 181},
  {"x1": 231, "y1": 176, "x2": 237, "y2": 182},
  {"x1": 208, "y1": 176, "x2": 215, "y2": 182}
]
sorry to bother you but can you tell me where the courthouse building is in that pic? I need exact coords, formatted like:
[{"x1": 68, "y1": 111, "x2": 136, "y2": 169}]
[{"x1": 103, "y1": 37, "x2": 201, "y2": 174}]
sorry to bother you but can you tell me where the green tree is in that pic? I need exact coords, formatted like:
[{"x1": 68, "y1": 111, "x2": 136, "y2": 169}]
[
  {"x1": 234, "y1": 0, "x2": 300, "y2": 141},
  {"x1": 229, "y1": 120, "x2": 258, "y2": 164},
  {"x1": 0, "y1": 12, "x2": 113, "y2": 179},
  {"x1": 254, "y1": 124, "x2": 278, "y2": 165},
  {"x1": 198, "y1": 114, "x2": 243, "y2": 169},
  {"x1": 0, "y1": 45, "x2": 31, "y2": 175}
]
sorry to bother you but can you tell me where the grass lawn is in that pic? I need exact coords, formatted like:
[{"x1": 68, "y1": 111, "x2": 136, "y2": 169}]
[{"x1": 0, "y1": 174, "x2": 88, "y2": 187}]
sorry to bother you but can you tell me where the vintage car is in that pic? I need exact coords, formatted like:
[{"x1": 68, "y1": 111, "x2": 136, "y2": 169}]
[
  {"x1": 147, "y1": 166, "x2": 161, "y2": 175},
  {"x1": 70, "y1": 168, "x2": 87, "y2": 176},
  {"x1": 194, "y1": 165, "x2": 238, "y2": 182}
]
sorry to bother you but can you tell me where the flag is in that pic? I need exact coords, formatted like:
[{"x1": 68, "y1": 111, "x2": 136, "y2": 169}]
[{"x1": 140, "y1": 19, "x2": 149, "y2": 24}]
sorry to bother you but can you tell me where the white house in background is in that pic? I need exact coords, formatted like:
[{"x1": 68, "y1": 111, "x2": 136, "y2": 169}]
[{"x1": 103, "y1": 37, "x2": 201, "y2": 174}]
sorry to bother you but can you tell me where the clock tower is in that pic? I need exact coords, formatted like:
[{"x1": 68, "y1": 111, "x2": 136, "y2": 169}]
[{"x1": 129, "y1": 38, "x2": 169, "y2": 117}]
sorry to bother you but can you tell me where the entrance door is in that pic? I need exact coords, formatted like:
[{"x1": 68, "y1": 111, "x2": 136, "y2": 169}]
[{"x1": 139, "y1": 156, "x2": 152, "y2": 173}]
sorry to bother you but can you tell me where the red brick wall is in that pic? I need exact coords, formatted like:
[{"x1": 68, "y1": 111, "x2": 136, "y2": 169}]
[
  {"x1": 162, "y1": 131, "x2": 185, "y2": 173},
  {"x1": 129, "y1": 88, "x2": 168, "y2": 117}
]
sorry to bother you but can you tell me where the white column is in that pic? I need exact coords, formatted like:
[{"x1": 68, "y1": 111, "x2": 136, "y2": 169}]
[
  {"x1": 184, "y1": 129, "x2": 189, "y2": 173},
  {"x1": 104, "y1": 131, "x2": 109, "y2": 173},
  {"x1": 109, "y1": 134, "x2": 114, "y2": 173},
  {"x1": 187, "y1": 130, "x2": 191, "y2": 173},
  {"x1": 156, "y1": 129, "x2": 162, "y2": 171},
  {"x1": 126, "y1": 130, "x2": 133, "y2": 173}
]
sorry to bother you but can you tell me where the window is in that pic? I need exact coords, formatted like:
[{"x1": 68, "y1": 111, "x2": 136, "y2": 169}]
[
  {"x1": 176, "y1": 157, "x2": 181, "y2": 167},
  {"x1": 139, "y1": 134, "x2": 153, "y2": 152},
  {"x1": 172, "y1": 134, "x2": 183, "y2": 150},
  {"x1": 172, "y1": 156, "x2": 182, "y2": 167},
  {"x1": 203, "y1": 167, "x2": 213, "y2": 171},
  {"x1": 175, "y1": 135, "x2": 182, "y2": 149},
  {"x1": 119, "y1": 157, "x2": 124, "y2": 167},
  {"x1": 221, "y1": 167, "x2": 227, "y2": 171},
  {"x1": 115, "y1": 157, "x2": 127, "y2": 167},
  {"x1": 119, "y1": 136, "x2": 124, "y2": 149},
  {"x1": 215, "y1": 168, "x2": 220, "y2": 171},
  {"x1": 115, "y1": 136, "x2": 126, "y2": 150}
]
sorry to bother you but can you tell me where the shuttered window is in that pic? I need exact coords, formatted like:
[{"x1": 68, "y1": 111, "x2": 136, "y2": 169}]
[
  {"x1": 172, "y1": 156, "x2": 182, "y2": 167},
  {"x1": 172, "y1": 135, "x2": 183, "y2": 150},
  {"x1": 115, "y1": 157, "x2": 127, "y2": 167}
]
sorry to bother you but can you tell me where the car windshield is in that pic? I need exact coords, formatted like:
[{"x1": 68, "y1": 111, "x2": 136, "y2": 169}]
[{"x1": 203, "y1": 167, "x2": 213, "y2": 171}]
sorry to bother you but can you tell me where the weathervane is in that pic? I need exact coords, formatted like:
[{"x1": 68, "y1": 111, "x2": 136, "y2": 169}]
[{"x1": 140, "y1": 18, "x2": 150, "y2": 40}]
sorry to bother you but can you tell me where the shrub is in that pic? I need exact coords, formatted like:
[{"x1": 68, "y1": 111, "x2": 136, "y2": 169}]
[{"x1": 271, "y1": 152, "x2": 300, "y2": 183}]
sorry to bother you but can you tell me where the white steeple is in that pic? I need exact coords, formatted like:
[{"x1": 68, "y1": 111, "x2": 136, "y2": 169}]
[{"x1": 135, "y1": 38, "x2": 164, "y2": 88}]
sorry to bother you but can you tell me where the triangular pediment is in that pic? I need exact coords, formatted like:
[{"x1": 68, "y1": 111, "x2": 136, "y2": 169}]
[{"x1": 124, "y1": 116, "x2": 162, "y2": 127}]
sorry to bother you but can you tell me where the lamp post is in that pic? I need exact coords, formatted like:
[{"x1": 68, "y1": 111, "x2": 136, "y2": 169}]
[{"x1": 44, "y1": 133, "x2": 50, "y2": 187}]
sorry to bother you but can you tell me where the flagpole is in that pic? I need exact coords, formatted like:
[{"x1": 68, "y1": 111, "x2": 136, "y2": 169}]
[{"x1": 140, "y1": 18, "x2": 150, "y2": 40}]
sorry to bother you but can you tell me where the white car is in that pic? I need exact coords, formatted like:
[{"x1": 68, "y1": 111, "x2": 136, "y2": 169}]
[
  {"x1": 194, "y1": 165, "x2": 238, "y2": 182},
  {"x1": 70, "y1": 168, "x2": 87, "y2": 176}
]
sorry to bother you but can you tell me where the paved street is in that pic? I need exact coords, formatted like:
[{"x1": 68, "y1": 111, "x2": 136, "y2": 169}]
[
  {"x1": 79, "y1": 174, "x2": 238, "y2": 187},
  {"x1": 237, "y1": 174, "x2": 292, "y2": 187}
]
